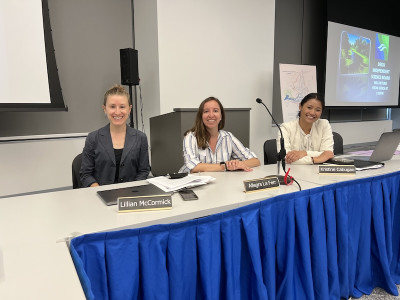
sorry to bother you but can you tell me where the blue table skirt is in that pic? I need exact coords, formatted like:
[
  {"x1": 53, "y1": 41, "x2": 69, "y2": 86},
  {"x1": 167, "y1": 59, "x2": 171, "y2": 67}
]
[{"x1": 70, "y1": 171, "x2": 400, "y2": 299}]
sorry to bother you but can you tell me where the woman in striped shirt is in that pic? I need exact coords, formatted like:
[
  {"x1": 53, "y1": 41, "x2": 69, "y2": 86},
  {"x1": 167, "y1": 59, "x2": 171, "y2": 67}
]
[{"x1": 179, "y1": 97, "x2": 260, "y2": 173}]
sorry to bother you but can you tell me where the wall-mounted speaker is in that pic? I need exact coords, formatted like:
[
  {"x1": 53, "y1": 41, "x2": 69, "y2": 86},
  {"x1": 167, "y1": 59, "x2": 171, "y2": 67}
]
[{"x1": 120, "y1": 48, "x2": 139, "y2": 85}]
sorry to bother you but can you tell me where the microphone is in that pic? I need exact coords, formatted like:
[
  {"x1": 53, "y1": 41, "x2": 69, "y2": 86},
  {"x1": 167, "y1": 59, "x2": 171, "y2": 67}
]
[{"x1": 256, "y1": 98, "x2": 287, "y2": 175}]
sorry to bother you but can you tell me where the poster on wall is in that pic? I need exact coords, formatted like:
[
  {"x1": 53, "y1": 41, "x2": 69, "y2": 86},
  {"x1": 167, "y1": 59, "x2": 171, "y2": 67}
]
[{"x1": 279, "y1": 64, "x2": 317, "y2": 123}]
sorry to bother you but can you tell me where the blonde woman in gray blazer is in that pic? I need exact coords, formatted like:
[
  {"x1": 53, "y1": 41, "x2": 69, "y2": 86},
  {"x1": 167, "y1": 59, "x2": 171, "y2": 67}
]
[{"x1": 80, "y1": 85, "x2": 150, "y2": 187}]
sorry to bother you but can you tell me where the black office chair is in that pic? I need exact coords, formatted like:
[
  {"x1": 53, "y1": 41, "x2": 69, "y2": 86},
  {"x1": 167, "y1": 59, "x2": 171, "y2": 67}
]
[
  {"x1": 72, "y1": 153, "x2": 83, "y2": 189},
  {"x1": 332, "y1": 131, "x2": 344, "y2": 155},
  {"x1": 263, "y1": 139, "x2": 278, "y2": 165}
]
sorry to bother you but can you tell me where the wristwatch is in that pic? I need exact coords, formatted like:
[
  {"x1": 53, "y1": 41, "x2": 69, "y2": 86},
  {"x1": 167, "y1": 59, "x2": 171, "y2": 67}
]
[{"x1": 220, "y1": 161, "x2": 227, "y2": 171}]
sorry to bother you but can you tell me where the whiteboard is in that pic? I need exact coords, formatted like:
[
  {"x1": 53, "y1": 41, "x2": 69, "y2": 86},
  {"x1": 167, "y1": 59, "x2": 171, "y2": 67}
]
[{"x1": 279, "y1": 64, "x2": 317, "y2": 122}]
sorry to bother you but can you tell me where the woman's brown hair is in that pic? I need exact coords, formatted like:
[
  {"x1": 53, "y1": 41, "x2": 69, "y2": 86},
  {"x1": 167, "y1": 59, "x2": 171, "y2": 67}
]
[{"x1": 184, "y1": 96, "x2": 225, "y2": 149}]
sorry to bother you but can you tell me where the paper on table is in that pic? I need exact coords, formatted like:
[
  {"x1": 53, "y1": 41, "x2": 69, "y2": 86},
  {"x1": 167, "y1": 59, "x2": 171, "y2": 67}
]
[{"x1": 147, "y1": 174, "x2": 216, "y2": 192}]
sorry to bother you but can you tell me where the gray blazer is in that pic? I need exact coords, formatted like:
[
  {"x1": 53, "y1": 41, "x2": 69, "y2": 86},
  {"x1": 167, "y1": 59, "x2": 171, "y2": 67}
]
[{"x1": 80, "y1": 124, "x2": 150, "y2": 187}]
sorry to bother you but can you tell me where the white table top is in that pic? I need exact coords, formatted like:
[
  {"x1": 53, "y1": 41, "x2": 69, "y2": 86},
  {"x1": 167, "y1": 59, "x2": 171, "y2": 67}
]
[
  {"x1": 289, "y1": 156, "x2": 400, "y2": 186},
  {"x1": 1, "y1": 162, "x2": 399, "y2": 299}
]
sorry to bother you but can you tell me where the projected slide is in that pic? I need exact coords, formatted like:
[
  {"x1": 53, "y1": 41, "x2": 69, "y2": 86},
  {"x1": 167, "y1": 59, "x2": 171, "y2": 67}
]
[
  {"x1": 0, "y1": 0, "x2": 50, "y2": 104},
  {"x1": 325, "y1": 22, "x2": 400, "y2": 107},
  {"x1": 339, "y1": 32, "x2": 370, "y2": 75}
]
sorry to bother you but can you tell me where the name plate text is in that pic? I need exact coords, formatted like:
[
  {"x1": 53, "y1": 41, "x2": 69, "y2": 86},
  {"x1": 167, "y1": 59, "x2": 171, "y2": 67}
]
[
  {"x1": 319, "y1": 165, "x2": 356, "y2": 175},
  {"x1": 118, "y1": 195, "x2": 172, "y2": 213},
  {"x1": 243, "y1": 177, "x2": 280, "y2": 193}
]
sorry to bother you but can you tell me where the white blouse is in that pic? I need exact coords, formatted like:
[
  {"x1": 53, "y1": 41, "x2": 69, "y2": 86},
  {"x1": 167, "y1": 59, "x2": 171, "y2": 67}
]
[{"x1": 277, "y1": 118, "x2": 334, "y2": 164}]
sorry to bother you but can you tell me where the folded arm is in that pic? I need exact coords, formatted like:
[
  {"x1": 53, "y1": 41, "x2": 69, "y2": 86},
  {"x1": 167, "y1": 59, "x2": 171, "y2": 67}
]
[
  {"x1": 80, "y1": 134, "x2": 99, "y2": 187},
  {"x1": 278, "y1": 120, "x2": 334, "y2": 165}
]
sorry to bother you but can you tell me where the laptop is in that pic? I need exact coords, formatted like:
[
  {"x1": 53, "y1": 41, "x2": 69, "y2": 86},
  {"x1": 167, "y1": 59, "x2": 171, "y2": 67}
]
[
  {"x1": 97, "y1": 183, "x2": 172, "y2": 206},
  {"x1": 332, "y1": 131, "x2": 400, "y2": 169}
]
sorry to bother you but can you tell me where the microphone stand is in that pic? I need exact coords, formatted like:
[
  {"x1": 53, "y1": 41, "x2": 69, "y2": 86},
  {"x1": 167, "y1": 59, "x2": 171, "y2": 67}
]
[
  {"x1": 256, "y1": 98, "x2": 286, "y2": 174},
  {"x1": 256, "y1": 98, "x2": 300, "y2": 190},
  {"x1": 128, "y1": 84, "x2": 135, "y2": 128}
]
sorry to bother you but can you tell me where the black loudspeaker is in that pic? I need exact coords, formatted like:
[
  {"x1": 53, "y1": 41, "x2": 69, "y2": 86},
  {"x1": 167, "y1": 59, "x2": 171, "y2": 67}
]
[{"x1": 120, "y1": 48, "x2": 139, "y2": 85}]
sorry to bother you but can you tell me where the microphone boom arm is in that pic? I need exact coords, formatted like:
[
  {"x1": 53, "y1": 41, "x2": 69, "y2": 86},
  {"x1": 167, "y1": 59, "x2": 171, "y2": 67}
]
[{"x1": 256, "y1": 98, "x2": 286, "y2": 173}]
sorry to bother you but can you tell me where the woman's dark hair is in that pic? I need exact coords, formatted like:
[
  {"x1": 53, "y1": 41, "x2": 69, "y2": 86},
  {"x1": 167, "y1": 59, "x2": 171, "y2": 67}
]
[
  {"x1": 184, "y1": 96, "x2": 225, "y2": 149},
  {"x1": 298, "y1": 93, "x2": 325, "y2": 117}
]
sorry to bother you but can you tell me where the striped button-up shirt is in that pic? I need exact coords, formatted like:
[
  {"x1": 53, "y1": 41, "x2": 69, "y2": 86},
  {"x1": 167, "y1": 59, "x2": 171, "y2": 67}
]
[{"x1": 179, "y1": 130, "x2": 257, "y2": 173}]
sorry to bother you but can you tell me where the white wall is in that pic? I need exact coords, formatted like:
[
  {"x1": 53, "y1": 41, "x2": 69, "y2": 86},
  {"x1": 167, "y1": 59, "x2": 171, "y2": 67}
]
[
  {"x1": 134, "y1": 0, "x2": 160, "y2": 139},
  {"x1": 2, "y1": 0, "x2": 276, "y2": 197},
  {"x1": 136, "y1": 0, "x2": 276, "y2": 160},
  {"x1": 0, "y1": 135, "x2": 85, "y2": 197},
  {"x1": 2, "y1": 1, "x2": 393, "y2": 197},
  {"x1": 331, "y1": 120, "x2": 393, "y2": 145}
]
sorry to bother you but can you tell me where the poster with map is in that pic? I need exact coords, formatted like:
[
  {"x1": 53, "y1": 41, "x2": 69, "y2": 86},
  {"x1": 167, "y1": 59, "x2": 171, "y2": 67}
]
[{"x1": 279, "y1": 64, "x2": 317, "y2": 122}]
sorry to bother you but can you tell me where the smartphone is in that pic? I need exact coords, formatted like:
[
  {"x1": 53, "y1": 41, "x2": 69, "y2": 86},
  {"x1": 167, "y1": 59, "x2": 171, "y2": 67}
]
[
  {"x1": 179, "y1": 189, "x2": 198, "y2": 201},
  {"x1": 168, "y1": 172, "x2": 188, "y2": 179}
]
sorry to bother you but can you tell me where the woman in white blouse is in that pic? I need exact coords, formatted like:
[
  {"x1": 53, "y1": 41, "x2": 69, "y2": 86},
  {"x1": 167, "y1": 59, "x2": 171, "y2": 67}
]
[
  {"x1": 278, "y1": 93, "x2": 334, "y2": 164},
  {"x1": 179, "y1": 96, "x2": 260, "y2": 173}
]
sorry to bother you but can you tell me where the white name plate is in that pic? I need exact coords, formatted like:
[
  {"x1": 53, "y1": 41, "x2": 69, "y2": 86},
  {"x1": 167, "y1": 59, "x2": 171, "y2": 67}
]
[
  {"x1": 243, "y1": 177, "x2": 280, "y2": 193},
  {"x1": 319, "y1": 164, "x2": 356, "y2": 175},
  {"x1": 118, "y1": 195, "x2": 172, "y2": 213}
]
